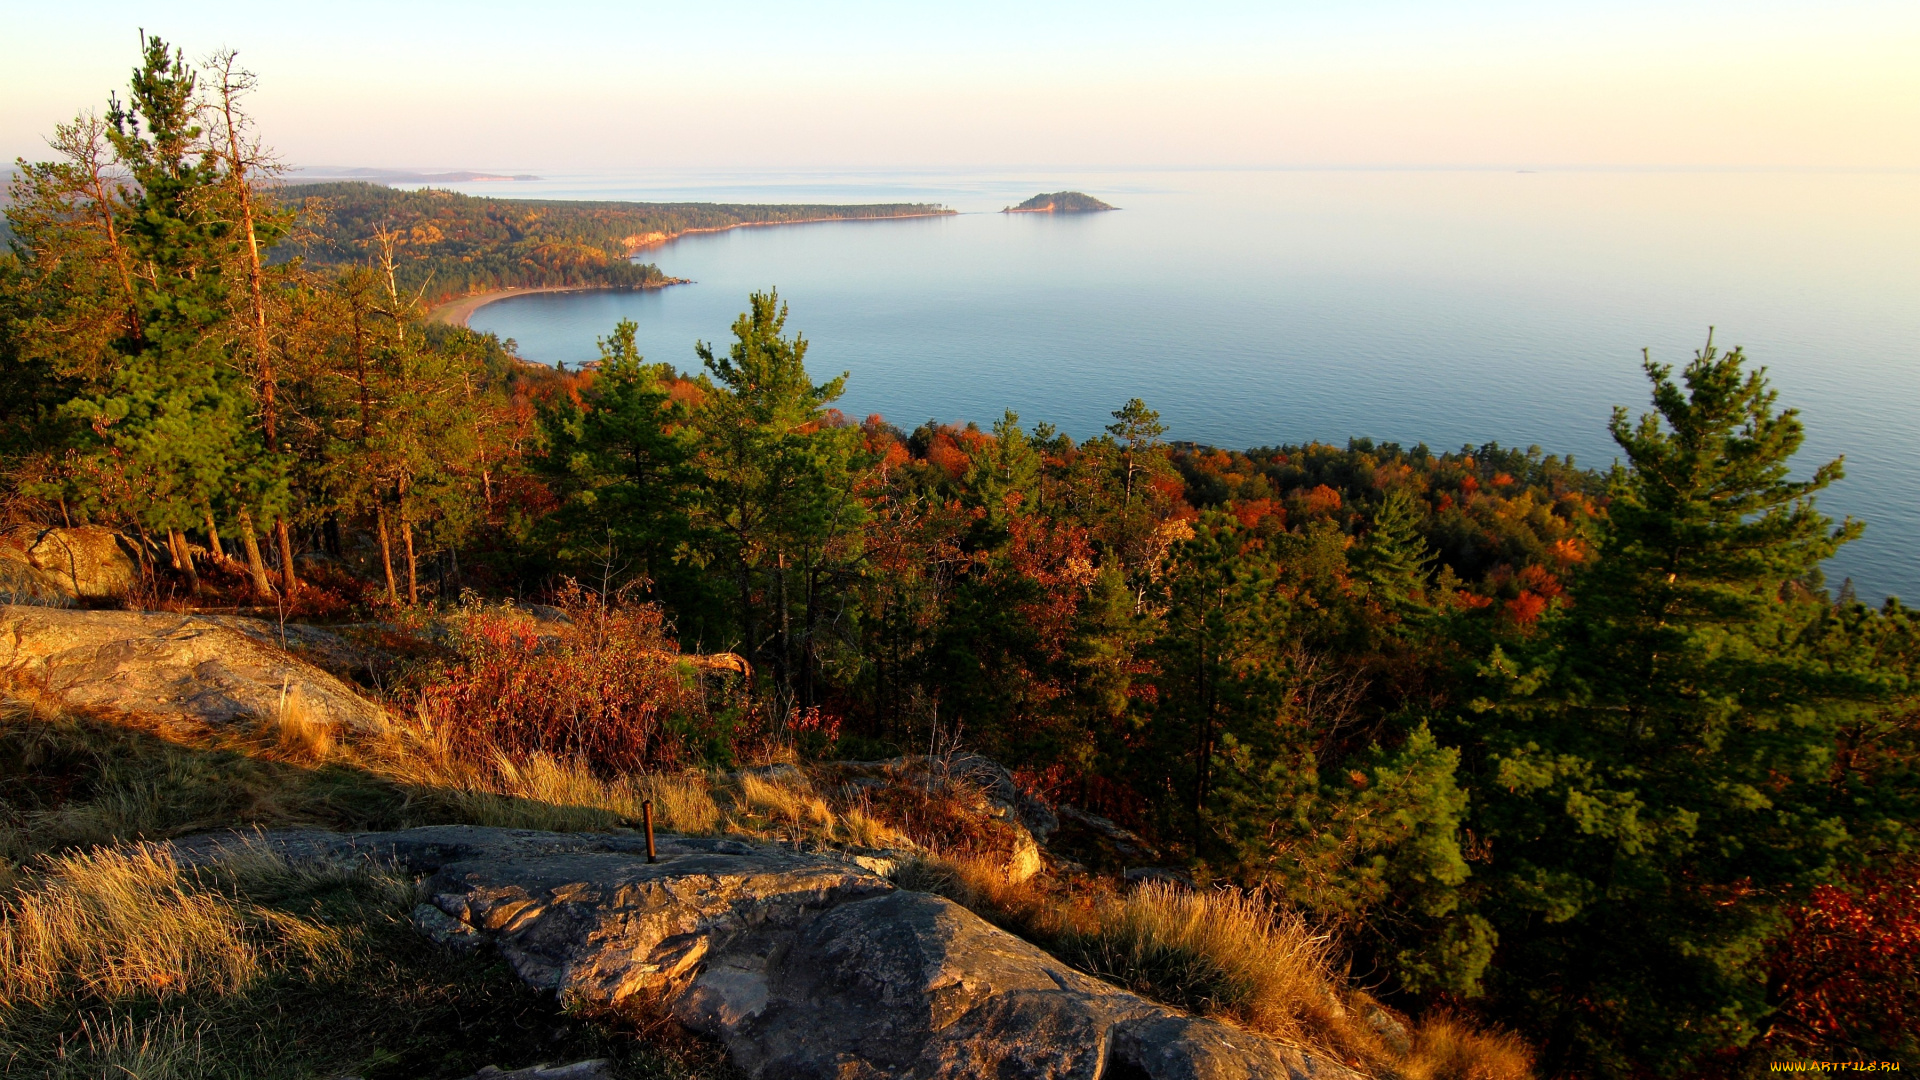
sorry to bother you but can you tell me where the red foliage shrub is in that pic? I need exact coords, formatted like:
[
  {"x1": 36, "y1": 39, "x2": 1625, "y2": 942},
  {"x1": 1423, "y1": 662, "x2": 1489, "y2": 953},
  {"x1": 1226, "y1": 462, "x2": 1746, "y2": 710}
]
[
  {"x1": 418, "y1": 594, "x2": 726, "y2": 774},
  {"x1": 1768, "y1": 865, "x2": 1920, "y2": 1053}
]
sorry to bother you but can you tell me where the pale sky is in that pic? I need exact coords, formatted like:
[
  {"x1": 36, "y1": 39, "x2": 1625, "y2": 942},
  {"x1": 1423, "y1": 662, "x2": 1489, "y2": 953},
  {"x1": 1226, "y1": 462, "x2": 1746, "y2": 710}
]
[{"x1": 5, "y1": 1, "x2": 1918, "y2": 172}]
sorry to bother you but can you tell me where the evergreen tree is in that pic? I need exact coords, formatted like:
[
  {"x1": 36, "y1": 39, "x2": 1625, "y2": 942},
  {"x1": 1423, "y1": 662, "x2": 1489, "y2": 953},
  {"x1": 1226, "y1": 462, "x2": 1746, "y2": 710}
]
[
  {"x1": 62, "y1": 37, "x2": 281, "y2": 559},
  {"x1": 1469, "y1": 337, "x2": 1903, "y2": 1074},
  {"x1": 539, "y1": 319, "x2": 698, "y2": 604},
  {"x1": 1356, "y1": 486, "x2": 1439, "y2": 610},
  {"x1": 691, "y1": 291, "x2": 867, "y2": 706}
]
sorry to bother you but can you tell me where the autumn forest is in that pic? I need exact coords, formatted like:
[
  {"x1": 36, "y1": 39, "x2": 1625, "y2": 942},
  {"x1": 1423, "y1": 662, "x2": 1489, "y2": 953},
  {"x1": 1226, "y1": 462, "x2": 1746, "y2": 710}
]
[{"x1": 3, "y1": 37, "x2": 1916, "y2": 1079}]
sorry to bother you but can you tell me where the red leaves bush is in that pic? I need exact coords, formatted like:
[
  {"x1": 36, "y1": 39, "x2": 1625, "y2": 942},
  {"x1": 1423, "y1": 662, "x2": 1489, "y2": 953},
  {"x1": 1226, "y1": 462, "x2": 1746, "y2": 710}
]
[
  {"x1": 418, "y1": 594, "x2": 722, "y2": 774},
  {"x1": 1769, "y1": 864, "x2": 1920, "y2": 1054}
]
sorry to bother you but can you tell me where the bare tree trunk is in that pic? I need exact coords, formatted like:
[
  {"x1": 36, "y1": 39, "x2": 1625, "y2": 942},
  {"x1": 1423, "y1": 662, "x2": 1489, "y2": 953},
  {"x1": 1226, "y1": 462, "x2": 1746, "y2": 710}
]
[
  {"x1": 376, "y1": 506, "x2": 398, "y2": 603},
  {"x1": 777, "y1": 552, "x2": 792, "y2": 699},
  {"x1": 169, "y1": 529, "x2": 201, "y2": 596},
  {"x1": 211, "y1": 56, "x2": 297, "y2": 603},
  {"x1": 402, "y1": 517, "x2": 419, "y2": 605},
  {"x1": 53, "y1": 116, "x2": 142, "y2": 342},
  {"x1": 235, "y1": 509, "x2": 273, "y2": 598},
  {"x1": 275, "y1": 518, "x2": 299, "y2": 597},
  {"x1": 202, "y1": 508, "x2": 225, "y2": 559}
]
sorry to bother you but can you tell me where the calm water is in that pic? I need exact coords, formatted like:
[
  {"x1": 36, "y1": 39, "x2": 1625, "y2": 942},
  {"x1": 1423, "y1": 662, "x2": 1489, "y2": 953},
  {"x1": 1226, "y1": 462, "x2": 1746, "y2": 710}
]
[{"x1": 465, "y1": 169, "x2": 1920, "y2": 601}]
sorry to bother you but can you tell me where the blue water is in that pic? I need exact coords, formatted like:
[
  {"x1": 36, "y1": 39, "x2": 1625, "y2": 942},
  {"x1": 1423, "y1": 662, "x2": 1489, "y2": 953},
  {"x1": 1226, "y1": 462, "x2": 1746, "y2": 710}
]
[{"x1": 465, "y1": 169, "x2": 1920, "y2": 602}]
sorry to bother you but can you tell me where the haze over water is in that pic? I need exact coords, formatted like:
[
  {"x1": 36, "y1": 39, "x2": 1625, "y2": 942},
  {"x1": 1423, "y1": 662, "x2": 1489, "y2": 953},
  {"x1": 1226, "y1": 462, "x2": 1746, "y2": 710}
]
[{"x1": 465, "y1": 168, "x2": 1920, "y2": 602}]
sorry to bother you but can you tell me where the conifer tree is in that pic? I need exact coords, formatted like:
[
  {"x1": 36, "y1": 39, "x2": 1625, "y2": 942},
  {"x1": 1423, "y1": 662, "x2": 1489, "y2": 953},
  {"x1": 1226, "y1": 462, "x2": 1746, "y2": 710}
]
[
  {"x1": 1356, "y1": 486, "x2": 1438, "y2": 610},
  {"x1": 692, "y1": 291, "x2": 866, "y2": 706},
  {"x1": 540, "y1": 319, "x2": 695, "y2": 600},
  {"x1": 62, "y1": 36, "x2": 282, "y2": 566},
  {"x1": 1470, "y1": 336, "x2": 1901, "y2": 1074}
]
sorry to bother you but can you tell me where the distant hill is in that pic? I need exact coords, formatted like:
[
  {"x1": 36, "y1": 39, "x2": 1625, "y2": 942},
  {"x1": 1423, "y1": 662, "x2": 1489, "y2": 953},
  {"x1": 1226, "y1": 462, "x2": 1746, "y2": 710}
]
[
  {"x1": 1003, "y1": 191, "x2": 1116, "y2": 213},
  {"x1": 275, "y1": 182, "x2": 953, "y2": 303}
]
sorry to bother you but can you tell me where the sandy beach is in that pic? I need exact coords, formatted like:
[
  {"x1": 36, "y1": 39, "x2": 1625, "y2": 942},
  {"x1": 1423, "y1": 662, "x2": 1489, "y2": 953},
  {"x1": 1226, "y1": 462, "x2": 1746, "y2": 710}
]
[{"x1": 427, "y1": 283, "x2": 679, "y2": 327}]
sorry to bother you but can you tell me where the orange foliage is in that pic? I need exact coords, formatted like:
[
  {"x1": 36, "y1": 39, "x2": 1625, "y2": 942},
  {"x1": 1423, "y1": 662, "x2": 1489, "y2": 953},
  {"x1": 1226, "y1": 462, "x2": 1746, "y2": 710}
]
[
  {"x1": 1299, "y1": 485, "x2": 1343, "y2": 515},
  {"x1": 1517, "y1": 564, "x2": 1564, "y2": 601},
  {"x1": 1768, "y1": 866, "x2": 1920, "y2": 1051},
  {"x1": 1504, "y1": 591, "x2": 1548, "y2": 625},
  {"x1": 1492, "y1": 472, "x2": 1515, "y2": 487},
  {"x1": 1233, "y1": 498, "x2": 1283, "y2": 530},
  {"x1": 1549, "y1": 537, "x2": 1587, "y2": 567},
  {"x1": 1458, "y1": 475, "x2": 1480, "y2": 495},
  {"x1": 923, "y1": 428, "x2": 971, "y2": 479}
]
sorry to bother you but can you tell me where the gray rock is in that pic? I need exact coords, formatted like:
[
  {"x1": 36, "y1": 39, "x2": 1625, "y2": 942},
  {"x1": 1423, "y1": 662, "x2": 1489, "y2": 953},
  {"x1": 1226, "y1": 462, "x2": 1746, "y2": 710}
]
[
  {"x1": 466, "y1": 1061, "x2": 617, "y2": 1080},
  {"x1": 182, "y1": 826, "x2": 1358, "y2": 1080},
  {"x1": 0, "y1": 605, "x2": 385, "y2": 730}
]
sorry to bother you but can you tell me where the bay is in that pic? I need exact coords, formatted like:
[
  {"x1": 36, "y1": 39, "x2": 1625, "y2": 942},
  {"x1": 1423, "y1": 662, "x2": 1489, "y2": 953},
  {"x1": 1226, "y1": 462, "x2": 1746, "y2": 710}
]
[{"x1": 464, "y1": 168, "x2": 1920, "y2": 602}]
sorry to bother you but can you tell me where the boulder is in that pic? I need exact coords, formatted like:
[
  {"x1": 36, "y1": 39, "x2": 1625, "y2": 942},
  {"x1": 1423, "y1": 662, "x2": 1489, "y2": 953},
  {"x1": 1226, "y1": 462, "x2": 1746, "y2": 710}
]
[
  {"x1": 179, "y1": 826, "x2": 1359, "y2": 1080},
  {"x1": 0, "y1": 606, "x2": 384, "y2": 730},
  {"x1": 0, "y1": 525, "x2": 141, "y2": 604}
]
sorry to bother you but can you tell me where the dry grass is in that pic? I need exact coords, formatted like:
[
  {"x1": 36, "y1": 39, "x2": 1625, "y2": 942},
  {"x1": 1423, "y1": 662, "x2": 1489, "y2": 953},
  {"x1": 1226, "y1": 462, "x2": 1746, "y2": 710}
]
[
  {"x1": 41, "y1": 1010, "x2": 217, "y2": 1080},
  {"x1": 1400, "y1": 1014, "x2": 1536, "y2": 1080},
  {"x1": 895, "y1": 849, "x2": 1530, "y2": 1080},
  {"x1": 1067, "y1": 881, "x2": 1345, "y2": 1043},
  {"x1": 735, "y1": 771, "x2": 834, "y2": 836},
  {"x1": 839, "y1": 803, "x2": 908, "y2": 849},
  {"x1": 267, "y1": 682, "x2": 334, "y2": 762},
  {"x1": 0, "y1": 839, "x2": 401, "y2": 1010}
]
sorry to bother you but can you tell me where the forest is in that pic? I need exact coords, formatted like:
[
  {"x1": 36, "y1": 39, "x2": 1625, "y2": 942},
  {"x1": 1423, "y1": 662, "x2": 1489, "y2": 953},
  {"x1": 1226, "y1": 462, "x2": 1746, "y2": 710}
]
[
  {"x1": 2, "y1": 36, "x2": 1915, "y2": 1080},
  {"x1": 285, "y1": 182, "x2": 953, "y2": 301}
]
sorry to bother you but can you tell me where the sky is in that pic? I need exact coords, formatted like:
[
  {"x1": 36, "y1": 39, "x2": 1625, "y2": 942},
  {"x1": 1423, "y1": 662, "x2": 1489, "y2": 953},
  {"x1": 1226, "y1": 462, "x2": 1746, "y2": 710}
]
[{"x1": 4, "y1": 1, "x2": 1918, "y2": 173}]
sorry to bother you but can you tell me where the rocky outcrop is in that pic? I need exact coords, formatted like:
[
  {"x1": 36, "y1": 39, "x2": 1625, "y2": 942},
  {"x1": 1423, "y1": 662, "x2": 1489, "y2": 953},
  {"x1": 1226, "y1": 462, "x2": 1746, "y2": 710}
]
[
  {"x1": 0, "y1": 525, "x2": 141, "y2": 604},
  {"x1": 180, "y1": 826, "x2": 1358, "y2": 1080},
  {"x1": 0, "y1": 606, "x2": 384, "y2": 730}
]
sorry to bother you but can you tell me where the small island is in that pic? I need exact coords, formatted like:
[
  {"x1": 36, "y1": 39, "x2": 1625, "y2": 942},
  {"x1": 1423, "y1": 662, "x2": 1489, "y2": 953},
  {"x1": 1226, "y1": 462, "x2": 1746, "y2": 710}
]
[{"x1": 1002, "y1": 191, "x2": 1116, "y2": 213}]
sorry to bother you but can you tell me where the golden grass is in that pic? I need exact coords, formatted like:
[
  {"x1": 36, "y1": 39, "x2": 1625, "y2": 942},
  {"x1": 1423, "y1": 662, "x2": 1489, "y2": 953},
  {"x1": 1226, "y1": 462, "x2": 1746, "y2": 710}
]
[
  {"x1": 1071, "y1": 881, "x2": 1344, "y2": 1044},
  {"x1": 736, "y1": 771, "x2": 834, "y2": 835},
  {"x1": 0, "y1": 838, "x2": 403, "y2": 1010},
  {"x1": 839, "y1": 803, "x2": 908, "y2": 849},
  {"x1": 268, "y1": 682, "x2": 334, "y2": 762},
  {"x1": 895, "y1": 849, "x2": 1531, "y2": 1080},
  {"x1": 1400, "y1": 1014, "x2": 1536, "y2": 1080},
  {"x1": 2, "y1": 696, "x2": 1528, "y2": 1079}
]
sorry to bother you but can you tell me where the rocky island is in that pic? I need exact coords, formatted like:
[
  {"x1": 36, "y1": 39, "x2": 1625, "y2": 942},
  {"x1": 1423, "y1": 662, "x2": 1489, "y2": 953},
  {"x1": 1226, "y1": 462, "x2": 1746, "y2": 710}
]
[{"x1": 1002, "y1": 190, "x2": 1117, "y2": 213}]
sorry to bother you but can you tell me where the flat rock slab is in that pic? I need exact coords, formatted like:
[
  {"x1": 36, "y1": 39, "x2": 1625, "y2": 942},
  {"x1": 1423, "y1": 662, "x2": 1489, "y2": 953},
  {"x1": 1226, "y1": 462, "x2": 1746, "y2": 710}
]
[
  {"x1": 0, "y1": 605, "x2": 384, "y2": 730},
  {"x1": 187, "y1": 826, "x2": 1357, "y2": 1080}
]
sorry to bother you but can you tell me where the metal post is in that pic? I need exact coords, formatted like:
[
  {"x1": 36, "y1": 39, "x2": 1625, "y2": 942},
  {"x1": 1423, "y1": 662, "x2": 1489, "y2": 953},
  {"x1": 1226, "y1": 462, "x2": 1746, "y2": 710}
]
[{"x1": 643, "y1": 799, "x2": 657, "y2": 863}]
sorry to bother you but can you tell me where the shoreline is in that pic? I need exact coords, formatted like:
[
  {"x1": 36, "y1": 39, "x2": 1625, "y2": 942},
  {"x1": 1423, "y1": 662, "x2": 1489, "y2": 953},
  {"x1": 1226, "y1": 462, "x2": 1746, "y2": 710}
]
[
  {"x1": 427, "y1": 281, "x2": 686, "y2": 328},
  {"x1": 430, "y1": 210, "x2": 957, "y2": 327},
  {"x1": 626, "y1": 209, "x2": 955, "y2": 251}
]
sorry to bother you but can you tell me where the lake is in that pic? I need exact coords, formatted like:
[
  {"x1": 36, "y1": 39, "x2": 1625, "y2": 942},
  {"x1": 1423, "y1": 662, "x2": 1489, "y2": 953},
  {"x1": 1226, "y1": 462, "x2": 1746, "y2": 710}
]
[{"x1": 462, "y1": 168, "x2": 1920, "y2": 602}]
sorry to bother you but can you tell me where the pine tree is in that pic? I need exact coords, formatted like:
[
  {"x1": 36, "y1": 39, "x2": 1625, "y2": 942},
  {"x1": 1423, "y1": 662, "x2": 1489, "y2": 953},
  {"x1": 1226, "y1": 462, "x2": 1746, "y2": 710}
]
[
  {"x1": 61, "y1": 36, "x2": 280, "y2": 562},
  {"x1": 1470, "y1": 336, "x2": 1901, "y2": 1074},
  {"x1": 540, "y1": 318, "x2": 696, "y2": 602},
  {"x1": 691, "y1": 291, "x2": 866, "y2": 707},
  {"x1": 1356, "y1": 486, "x2": 1438, "y2": 610}
]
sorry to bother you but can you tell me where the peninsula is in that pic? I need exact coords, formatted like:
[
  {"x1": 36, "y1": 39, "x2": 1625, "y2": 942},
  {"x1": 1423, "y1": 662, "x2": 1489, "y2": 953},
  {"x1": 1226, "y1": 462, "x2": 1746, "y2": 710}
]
[
  {"x1": 281, "y1": 181, "x2": 954, "y2": 309},
  {"x1": 1003, "y1": 190, "x2": 1116, "y2": 213}
]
